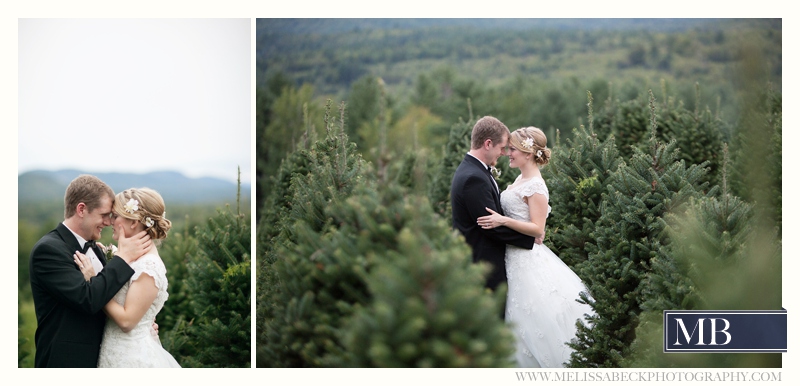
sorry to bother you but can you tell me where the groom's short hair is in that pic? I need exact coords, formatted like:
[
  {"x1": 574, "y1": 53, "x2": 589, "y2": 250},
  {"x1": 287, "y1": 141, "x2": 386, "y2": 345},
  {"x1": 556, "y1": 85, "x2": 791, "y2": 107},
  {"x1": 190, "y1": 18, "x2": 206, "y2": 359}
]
[
  {"x1": 471, "y1": 116, "x2": 509, "y2": 149},
  {"x1": 64, "y1": 175, "x2": 115, "y2": 218}
]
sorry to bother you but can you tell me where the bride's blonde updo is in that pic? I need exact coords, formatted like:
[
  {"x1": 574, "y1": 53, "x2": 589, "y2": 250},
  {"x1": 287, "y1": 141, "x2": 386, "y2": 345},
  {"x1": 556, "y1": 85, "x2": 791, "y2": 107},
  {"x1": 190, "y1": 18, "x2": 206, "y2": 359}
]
[
  {"x1": 113, "y1": 187, "x2": 172, "y2": 244},
  {"x1": 509, "y1": 126, "x2": 551, "y2": 166}
]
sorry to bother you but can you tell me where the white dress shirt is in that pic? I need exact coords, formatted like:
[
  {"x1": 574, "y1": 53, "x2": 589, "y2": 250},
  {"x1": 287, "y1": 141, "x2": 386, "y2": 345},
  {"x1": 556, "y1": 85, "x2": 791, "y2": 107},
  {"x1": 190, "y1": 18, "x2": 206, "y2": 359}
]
[
  {"x1": 62, "y1": 222, "x2": 105, "y2": 274},
  {"x1": 467, "y1": 153, "x2": 499, "y2": 193}
]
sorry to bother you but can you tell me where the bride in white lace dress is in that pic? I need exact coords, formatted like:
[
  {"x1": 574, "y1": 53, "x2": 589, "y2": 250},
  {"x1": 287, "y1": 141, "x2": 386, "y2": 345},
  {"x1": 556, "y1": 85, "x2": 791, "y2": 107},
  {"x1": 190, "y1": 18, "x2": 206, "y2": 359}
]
[
  {"x1": 75, "y1": 188, "x2": 180, "y2": 368},
  {"x1": 477, "y1": 127, "x2": 593, "y2": 368}
]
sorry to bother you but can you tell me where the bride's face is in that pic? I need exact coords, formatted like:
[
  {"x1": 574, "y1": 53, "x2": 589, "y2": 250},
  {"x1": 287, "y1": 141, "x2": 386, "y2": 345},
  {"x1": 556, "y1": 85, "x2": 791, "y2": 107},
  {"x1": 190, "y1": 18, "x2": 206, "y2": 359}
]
[
  {"x1": 507, "y1": 146, "x2": 531, "y2": 168},
  {"x1": 111, "y1": 210, "x2": 142, "y2": 241}
]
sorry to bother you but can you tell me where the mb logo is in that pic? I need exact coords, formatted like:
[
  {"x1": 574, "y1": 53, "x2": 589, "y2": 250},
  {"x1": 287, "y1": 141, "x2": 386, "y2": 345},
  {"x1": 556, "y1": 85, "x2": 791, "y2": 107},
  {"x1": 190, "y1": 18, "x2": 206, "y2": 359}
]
[
  {"x1": 674, "y1": 318, "x2": 731, "y2": 346},
  {"x1": 664, "y1": 310, "x2": 786, "y2": 353}
]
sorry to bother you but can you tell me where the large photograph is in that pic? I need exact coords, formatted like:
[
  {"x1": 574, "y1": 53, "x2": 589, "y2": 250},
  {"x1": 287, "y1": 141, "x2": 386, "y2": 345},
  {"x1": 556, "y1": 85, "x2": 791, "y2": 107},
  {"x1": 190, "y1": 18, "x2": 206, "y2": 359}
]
[
  {"x1": 18, "y1": 18, "x2": 251, "y2": 368},
  {"x1": 255, "y1": 18, "x2": 782, "y2": 369}
]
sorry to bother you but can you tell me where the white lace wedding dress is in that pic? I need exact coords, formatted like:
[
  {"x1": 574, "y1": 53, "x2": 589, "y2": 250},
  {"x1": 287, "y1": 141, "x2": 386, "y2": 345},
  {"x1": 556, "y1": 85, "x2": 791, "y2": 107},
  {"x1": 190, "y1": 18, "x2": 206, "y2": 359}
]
[
  {"x1": 502, "y1": 176, "x2": 593, "y2": 368},
  {"x1": 98, "y1": 252, "x2": 180, "y2": 367}
]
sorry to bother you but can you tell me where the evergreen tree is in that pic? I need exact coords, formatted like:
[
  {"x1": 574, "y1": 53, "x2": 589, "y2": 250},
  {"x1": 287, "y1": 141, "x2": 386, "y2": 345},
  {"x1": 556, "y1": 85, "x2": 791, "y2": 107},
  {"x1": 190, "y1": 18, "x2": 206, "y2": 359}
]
[
  {"x1": 546, "y1": 92, "x2": 622, "y2": 268},
  {"x1": 180, "y1": 171, "x2": 250, "y2": 367},
  {"x1": 258, "y1": 101, "x2": 367, "y2": 367},
  {"x1": 258, "y1": 102, "x2": 514, "y2": 367},
  {"x1": 391, "y1": 148, "x2": 437, "y2": 196},
  {"x1": 156, "y1": 227, "x2": 198, "y2": 359},
  {"x1": 628, "y1": 147, "x2": 780, "y2": 367},
  {"x1": 428, "y1": 117, "x2": 475, "y2": 218},
  {"x1": 336, "y1": 187, "x2": 513, "y2": 367},
  {"x1": 347, "y1": 74, "x2": 383, "y2": 148},
  {"x1": 640, "y1": 145, "x2": 746, "y2": 315},
  {"x1": 569, "y1": 91, "x2": 710, "y2": 367},
  {"x1": 255, "y1": 126, "x2": 316, "y2": 260},
  {"x1": 258, "y1": 82, "x2": 324, "y2": 219},
  {"x1": 729, "y1": 85, "x2": 782, "y2": 237},
  {"x1": 594, "y1": 86, "x2": 725, "y2": 189},
  {"x1": 593, "y1": 94, "x2": 651, "y2": 159},
  {"x1": 655, "y1": 84, "x2": 725, "y2": 188},
  {"x1": 264, "y1": 173, "x2": 512, "y2": 367},
  {"x1": 256, "y1": 72, "x2": 293, "y2": 215}
]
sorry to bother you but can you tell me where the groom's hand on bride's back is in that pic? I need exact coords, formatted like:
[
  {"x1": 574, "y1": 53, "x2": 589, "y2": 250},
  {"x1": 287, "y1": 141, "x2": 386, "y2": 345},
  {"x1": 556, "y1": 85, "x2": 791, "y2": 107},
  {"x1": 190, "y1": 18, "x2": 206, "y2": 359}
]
[{"x1": 115, "y1": 224, "x2": 153, "y2": 265}]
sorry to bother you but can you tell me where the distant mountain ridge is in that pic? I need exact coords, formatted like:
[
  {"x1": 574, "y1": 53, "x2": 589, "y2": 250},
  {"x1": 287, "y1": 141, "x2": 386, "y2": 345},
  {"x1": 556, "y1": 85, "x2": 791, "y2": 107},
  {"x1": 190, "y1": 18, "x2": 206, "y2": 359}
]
[
  {"x1": 257, "y1": 18, "x2": 748, "y2": 36},
  {"x1": 18, "y1": 170, "x2": 250, "y2": 205}
]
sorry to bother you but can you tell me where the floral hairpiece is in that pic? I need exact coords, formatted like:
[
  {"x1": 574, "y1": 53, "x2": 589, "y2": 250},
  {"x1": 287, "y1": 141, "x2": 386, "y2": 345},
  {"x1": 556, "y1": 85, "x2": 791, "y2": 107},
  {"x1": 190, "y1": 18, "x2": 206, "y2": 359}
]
[
  {"x1": 522, "y1": 138, "x2": 535, "y2": 150},
  {"x1": 123, "y1": 198, "x2": 139, "y2": 214},
  {"x1": 144, "y1": 216, "x2": 154, "y2": 228},
  {"x1": 536, "y1": 150, "x2": 543, "y2": 158}
]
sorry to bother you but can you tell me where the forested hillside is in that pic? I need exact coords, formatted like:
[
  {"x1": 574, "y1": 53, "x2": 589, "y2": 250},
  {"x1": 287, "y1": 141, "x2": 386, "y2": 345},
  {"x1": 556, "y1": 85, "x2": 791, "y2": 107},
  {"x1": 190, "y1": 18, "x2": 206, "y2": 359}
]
[{"x1": 255, "y1": 18, "x2": 780, "y2": 214}]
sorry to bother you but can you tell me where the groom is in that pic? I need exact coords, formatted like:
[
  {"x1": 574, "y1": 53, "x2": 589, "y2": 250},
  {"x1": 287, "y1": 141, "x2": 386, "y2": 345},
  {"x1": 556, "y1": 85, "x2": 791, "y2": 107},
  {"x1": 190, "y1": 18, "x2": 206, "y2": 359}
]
[
  {"x1": 451, "y1": 116, "x2": 538, "y2": 294},
  {"x1": 29, "y1": 174, "x2": 152, "y2": 367}
]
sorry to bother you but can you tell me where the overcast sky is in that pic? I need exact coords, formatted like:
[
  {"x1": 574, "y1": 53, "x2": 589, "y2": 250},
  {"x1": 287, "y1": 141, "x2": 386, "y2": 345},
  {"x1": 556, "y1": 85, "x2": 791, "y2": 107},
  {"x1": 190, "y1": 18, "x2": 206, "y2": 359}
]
[{"x1": 18, "y1": 18, "x2": 250, "y2": 183}]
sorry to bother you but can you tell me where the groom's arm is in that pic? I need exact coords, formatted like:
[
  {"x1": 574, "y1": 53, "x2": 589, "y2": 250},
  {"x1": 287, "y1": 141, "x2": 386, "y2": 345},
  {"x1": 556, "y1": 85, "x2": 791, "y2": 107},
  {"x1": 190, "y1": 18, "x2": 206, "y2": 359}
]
[
  {"x1": 31, "y1": 242, "x2": 134, "y2": 314},
  {"x1": 461, "y1": 176, "x2": 536, "y2": 249}
]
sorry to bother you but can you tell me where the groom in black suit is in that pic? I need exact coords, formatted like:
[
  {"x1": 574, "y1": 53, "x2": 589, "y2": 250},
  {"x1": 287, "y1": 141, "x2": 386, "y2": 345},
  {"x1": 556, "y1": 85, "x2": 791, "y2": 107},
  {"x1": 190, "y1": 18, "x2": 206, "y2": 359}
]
[
  {"x1": 29, "y1": 174, "x2": 152, "y2": 367},
  {"x1": 451, "y1": 116, "x2": 538, "y2": 293}
]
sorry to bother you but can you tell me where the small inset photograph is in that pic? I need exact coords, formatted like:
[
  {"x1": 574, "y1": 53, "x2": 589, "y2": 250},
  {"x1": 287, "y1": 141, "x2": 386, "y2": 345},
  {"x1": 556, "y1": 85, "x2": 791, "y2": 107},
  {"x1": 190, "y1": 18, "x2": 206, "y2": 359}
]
[{"x1": 18, "y1": 18, "x2": 251, "y2": 368}]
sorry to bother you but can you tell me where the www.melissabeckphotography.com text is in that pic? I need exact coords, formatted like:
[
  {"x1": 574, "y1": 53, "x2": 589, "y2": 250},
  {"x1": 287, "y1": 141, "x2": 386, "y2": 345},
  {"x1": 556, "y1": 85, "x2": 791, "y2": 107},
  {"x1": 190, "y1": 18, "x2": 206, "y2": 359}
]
[{"x1": 514, "y1": 370, "x2": 782, "y2": 382}]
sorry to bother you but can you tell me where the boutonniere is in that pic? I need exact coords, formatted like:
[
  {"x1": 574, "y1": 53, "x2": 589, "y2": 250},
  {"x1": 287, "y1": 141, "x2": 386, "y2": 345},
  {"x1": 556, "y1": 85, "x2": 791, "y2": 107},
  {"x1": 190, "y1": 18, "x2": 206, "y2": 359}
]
[
  {"x1": 490, "y1": 166, "x2": 501, "y2": 179},
  {"x1": 99, "y1": 243, "x2": 117, "y2": 262}
]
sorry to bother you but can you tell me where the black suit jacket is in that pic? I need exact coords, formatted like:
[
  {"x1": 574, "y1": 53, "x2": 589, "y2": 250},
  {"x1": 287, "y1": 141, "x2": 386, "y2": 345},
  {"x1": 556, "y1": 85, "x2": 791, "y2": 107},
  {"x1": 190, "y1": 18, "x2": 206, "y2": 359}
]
[
  {"x1": 29, "y1": 223, "x2": 134, "y2": 368},
  {"x1": 451, "y1": 154, "x2": 535, "y2": 290}
]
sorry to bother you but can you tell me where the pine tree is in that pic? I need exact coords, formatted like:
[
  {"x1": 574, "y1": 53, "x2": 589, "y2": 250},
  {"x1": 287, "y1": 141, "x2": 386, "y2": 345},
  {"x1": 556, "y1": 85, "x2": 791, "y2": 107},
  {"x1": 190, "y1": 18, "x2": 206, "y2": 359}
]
[
  {"x1": 258, "y1": 82, "x2": 324, "y2": 221},
  {"x1": 593, "y1": 94, "x2": 651, "y2": 159},
  {"x1": 729, "y1": 85, "x2": 782, "y2": 237},
  {"x1": 258, "y1": 101, "x2": 368, "y2": 367},
  {"x1": 546, "y1": 91, "x2": 622, "y2": 268},
  {"x1": 258, "y1": 102, "x2": 514, "y2": 367},
  {"x1": 655, "y1": 84, "x2": 725, "y2": 188},
  {"x1": 569, "y1": 91, "x2": 710, "y2": 367},
  {"x1": 180, "y1": 170, "x2": 250, "y2": 367},
  {"x1": 155, "y1": 227, "x2": 198, "y2": 359},
  {"x1": 594, "y1": 86, "x2": 725, "y2": 189},
  {"x1": 428, "y1": 117, "x2": 475, "y2": 218},
  {"x1": 332, "y1": 186, "x2": 513, "y2": 367},
  {"x1": 628, "y1": 144, "x2": 780, "y2": 367},
  {"x1": 255, "y1": 72, "x2": 293, "y2": 216},
  {"x1": 255, "y1": 126, "x2": 316, "y2": 261}
]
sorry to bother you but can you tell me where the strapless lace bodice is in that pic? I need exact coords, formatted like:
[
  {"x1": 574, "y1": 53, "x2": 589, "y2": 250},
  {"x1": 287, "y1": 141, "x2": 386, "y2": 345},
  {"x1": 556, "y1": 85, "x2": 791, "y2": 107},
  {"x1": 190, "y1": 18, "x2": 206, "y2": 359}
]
[{"x1": 98, "y1": 252, "x2": 179, "y2": 367}]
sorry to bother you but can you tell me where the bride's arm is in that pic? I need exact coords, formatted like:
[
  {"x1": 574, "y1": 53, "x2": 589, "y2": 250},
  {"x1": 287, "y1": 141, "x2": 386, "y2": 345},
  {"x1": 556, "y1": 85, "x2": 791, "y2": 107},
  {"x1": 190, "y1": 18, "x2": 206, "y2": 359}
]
[
  {"x1": 477, "y1": 193, "x2": 548, "y2": 238},
  {"x1": 104, "y1": 273, "x2": 158, "y2": 333}
]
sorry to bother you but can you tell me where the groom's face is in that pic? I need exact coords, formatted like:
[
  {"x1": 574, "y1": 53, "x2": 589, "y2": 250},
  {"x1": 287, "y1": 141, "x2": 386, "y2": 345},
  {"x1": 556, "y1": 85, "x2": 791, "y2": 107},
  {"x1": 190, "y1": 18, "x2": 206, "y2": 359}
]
[
  {"x1": 489, "y1": 134, "x2": 509, "y2": 165},
  {"x1": 80, "y1": 195, "x2": 113, "y2": 241}
]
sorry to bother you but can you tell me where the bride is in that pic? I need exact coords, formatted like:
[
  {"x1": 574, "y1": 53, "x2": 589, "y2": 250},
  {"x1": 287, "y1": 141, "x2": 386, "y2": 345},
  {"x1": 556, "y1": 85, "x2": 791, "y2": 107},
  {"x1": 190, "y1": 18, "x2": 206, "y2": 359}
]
[
  {"x1": 74, "y1": 187, "x2": 180, "y2": 368},
  {"x1": 477, "y1": 126, "x2": 593, "y2": 368}
]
